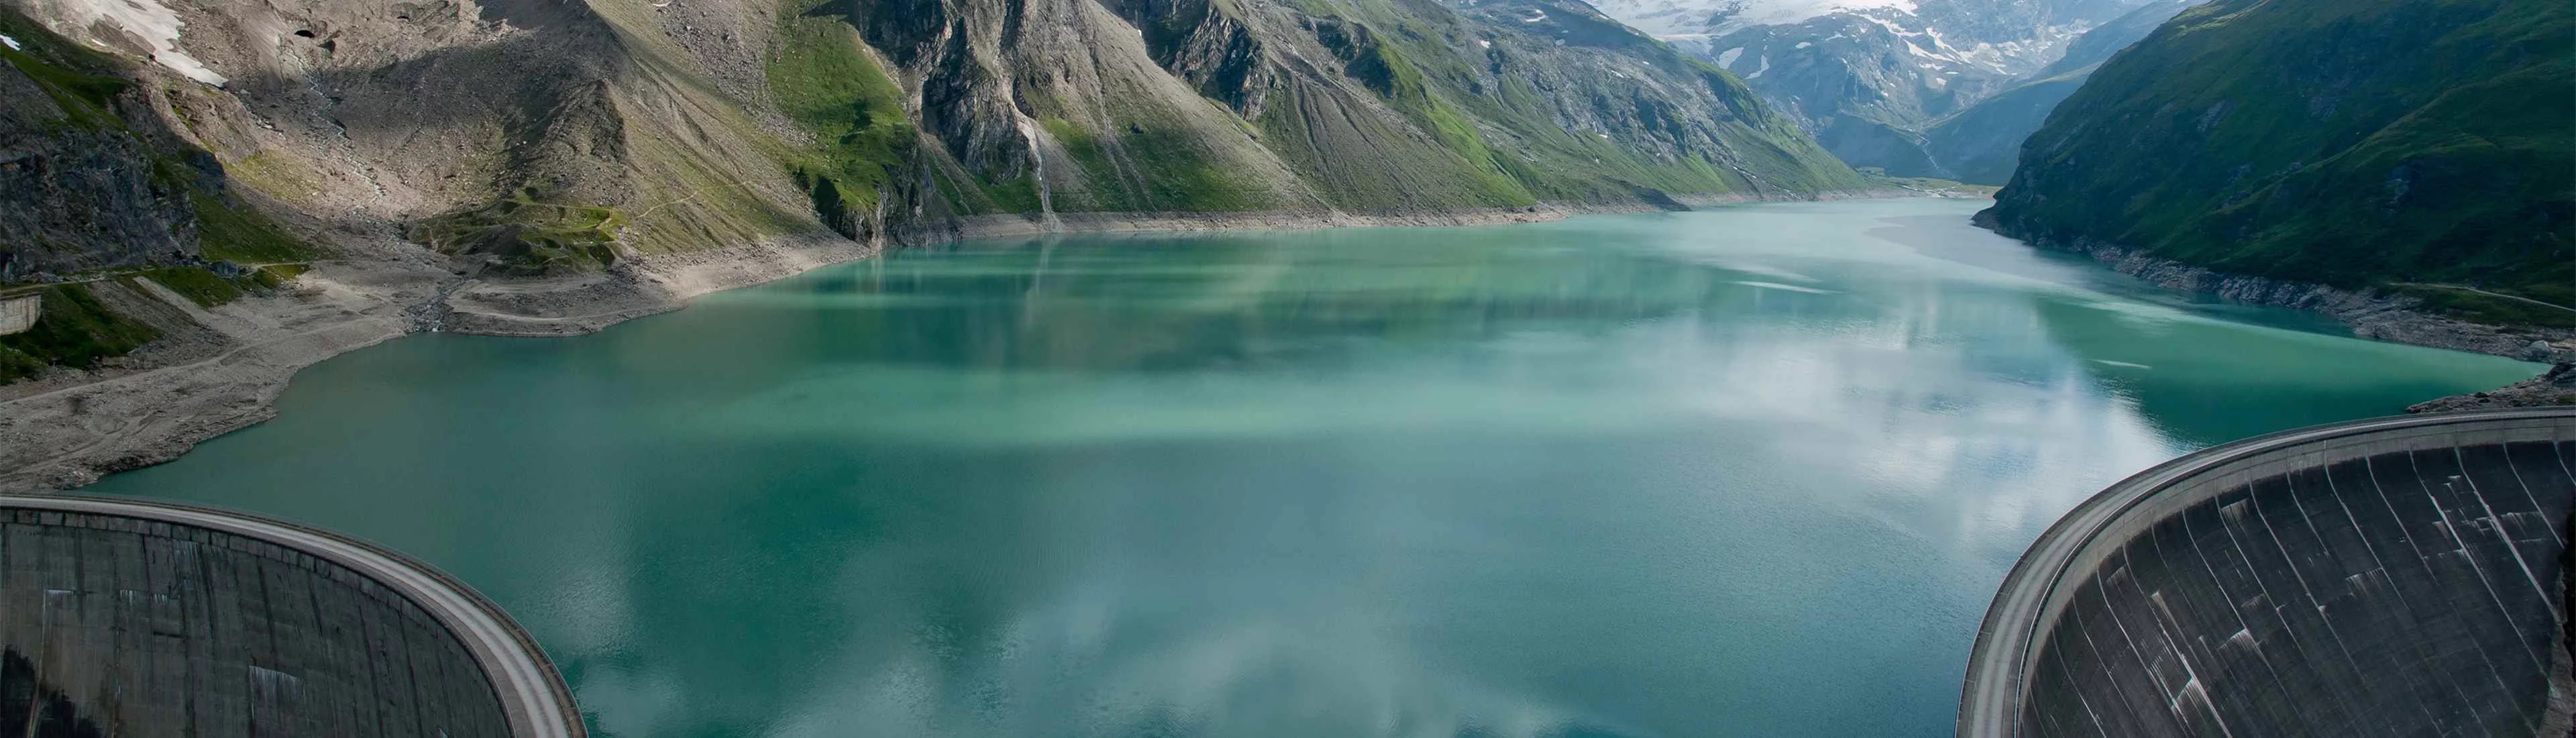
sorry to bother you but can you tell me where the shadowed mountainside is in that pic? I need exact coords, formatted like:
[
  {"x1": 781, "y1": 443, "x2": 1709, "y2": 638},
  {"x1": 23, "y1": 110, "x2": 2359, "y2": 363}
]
[{"x1": 1981, "y1": 0, "x2": 2573, "y2": 324}]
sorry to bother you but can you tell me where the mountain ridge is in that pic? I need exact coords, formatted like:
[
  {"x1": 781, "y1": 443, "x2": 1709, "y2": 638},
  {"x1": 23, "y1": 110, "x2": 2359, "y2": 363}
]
[{"x1": 1596, "y1": 0, "x2": 2153, "y2": 175}]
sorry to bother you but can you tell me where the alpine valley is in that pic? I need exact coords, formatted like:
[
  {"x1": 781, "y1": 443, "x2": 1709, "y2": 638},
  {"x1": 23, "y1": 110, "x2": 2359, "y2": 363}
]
[
  {"x1": 1587, "y1": 0, "x2": 2198, "y2": 181},
  {"x1": 0, "y1": 0, "x2": 2568, "y2": 492},
  {"x1": 0, "y1": 0, "x2": 1874, "y2": 486}
]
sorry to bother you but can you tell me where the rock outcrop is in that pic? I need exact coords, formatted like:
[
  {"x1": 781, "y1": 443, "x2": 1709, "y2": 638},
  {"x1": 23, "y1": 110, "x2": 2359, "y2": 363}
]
[
  {"x1": 0, "y1": 12, "x2": 229, "y2": 278},
  {"x1": 2408, "y1": 363, "x2": 2576, "y2": 413}
]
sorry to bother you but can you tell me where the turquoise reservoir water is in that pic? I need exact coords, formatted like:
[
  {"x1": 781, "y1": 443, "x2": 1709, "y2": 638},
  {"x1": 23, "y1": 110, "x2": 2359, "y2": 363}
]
[{"x1": 92, "y1": 199, "x2": 2537, "y2": 737}]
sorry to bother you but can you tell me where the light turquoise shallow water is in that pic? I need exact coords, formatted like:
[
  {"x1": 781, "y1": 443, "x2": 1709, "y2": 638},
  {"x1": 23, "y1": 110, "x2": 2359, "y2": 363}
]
[{"x1": 92, "y1": 199, "x2": 2538, "y2": 737}]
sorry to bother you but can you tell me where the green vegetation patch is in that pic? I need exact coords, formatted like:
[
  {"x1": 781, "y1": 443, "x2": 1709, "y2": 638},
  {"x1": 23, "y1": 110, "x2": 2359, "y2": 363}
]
[
  {"x1": 1322, "y1": 17, "x2": 1534, "y2": 207},
  {"x1": 0, "y1": 7, "x2": 135, "y2": 131},
  {"x1": 191, "y1": 188, "x2": 318, "y2": 263},
  {"x1": 0, "y1": 284, "x2": 160, "y2": 383},
  {"x1": 138, "y1": 267, "x2": 244, "y2": 307},
  {"x1": 224, "y1": 151, "x2": 327, "y2": 202},
  {"x1": 252, "y1": 263, "x2": 309, "y2": 288},
  {"x1": 2389, "y1": 285, "x2": 2576, "y2": 331},
  {"x1": 409, "y1": 190, "x2": 627, "y2": 276},
  {"x1": 1040, "y1": 118, "x2": 1276, "y2": 213},
  {"x1": 769, "y1": 5, "x2": 919, "y2": 230},
  {"x1": 978, "y1": 173, "x2": 1044, "y2": 214},
  {"x1": 1989, "y1": 0, "x2": 2573, "y2": 323}
]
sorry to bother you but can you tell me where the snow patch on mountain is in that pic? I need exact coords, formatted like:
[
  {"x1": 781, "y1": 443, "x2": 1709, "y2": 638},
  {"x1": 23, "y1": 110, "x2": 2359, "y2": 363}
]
[
  {"x1": 18, "y1": 0, "x2": 226, "y2": 85},
  {"x1": 1587, "y1": 0, "x2": 1917, "y2": 38}
]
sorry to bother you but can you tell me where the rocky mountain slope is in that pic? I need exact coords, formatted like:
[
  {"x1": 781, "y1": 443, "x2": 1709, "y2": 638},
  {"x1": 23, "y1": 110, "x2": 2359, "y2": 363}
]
[
  {"x1": 1917, "y1": 0, "x2": 2193, "y2": 183},
  {"x1": 1594, "y1": 0, "x2": 2152, "y2": 175},
  {"x1": 1982, "y1": 0, "x2": 2574, "y2": 358},
  {"x1": 0, "y1": 0, "x2": 1864, "y2": 269},
  {"x1": 0, "y1": 0, "x2": 1867, "y2": 488}
]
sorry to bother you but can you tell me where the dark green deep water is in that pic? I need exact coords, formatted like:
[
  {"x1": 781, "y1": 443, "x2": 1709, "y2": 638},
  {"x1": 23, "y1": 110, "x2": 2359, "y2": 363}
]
[{"x1": 93, "y1": 199, "x2": 2538, "y2": 737}]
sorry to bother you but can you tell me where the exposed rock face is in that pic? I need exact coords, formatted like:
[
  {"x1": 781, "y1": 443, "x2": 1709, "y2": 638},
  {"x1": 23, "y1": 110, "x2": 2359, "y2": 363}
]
[
  {"x1": 0, "y1": 21, "x2": 207, "y2": 278},
  {"x1": 1108, "y1": 0, "x2": 1275, "y2": 115},
  {"x1": 2409, "y1": 364, "x2": 2576, "y2": 413},
  {"x1": 807, "y1": 0, "x2": 1865, "y2": 220}
]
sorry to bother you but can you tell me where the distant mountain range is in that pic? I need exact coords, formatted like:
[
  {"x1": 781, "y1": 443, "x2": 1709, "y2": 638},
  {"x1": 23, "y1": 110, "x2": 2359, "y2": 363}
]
[
  {"x1": 1919, "y1": 0, "x2": 2196, "y2": 182},
  {"x1": 1587, "y1": 0, "x2": 2183, "y2": 180}
]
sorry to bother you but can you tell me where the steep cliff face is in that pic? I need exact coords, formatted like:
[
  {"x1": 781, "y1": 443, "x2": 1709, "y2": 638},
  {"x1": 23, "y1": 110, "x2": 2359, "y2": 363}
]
[
  {"x1": 806, "y1": 0, "x2": 1864, "y2": 220},
  {"x1": 1983, "y1": 0, "x2": 2575, "y2": 325}
]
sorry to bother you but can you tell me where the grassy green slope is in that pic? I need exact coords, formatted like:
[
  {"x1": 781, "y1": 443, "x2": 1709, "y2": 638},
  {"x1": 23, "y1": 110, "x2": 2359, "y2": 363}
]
[
  {"x1": 0, "y1": 285, "x2": 159, "y2": 382},
  {"x1": 767, "y1": 7, "x2": 924, "y2": 230},
  {"x1": 1986, "y1": 0, "x2": 2574, "y2": 313}
]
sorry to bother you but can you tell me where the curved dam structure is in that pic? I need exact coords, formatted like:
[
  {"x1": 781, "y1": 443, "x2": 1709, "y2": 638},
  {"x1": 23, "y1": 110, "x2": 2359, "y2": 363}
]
[
  {"x1": 1961, "y1": 408, "x2": 2576, "y2": 737},
  {"x1": 0, "y1": 495, "x2": 582, "y2": 737}
]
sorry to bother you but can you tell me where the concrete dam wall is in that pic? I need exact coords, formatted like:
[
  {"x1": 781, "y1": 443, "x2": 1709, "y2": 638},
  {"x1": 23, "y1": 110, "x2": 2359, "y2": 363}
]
[
  {"x1": 1961, "y1": 409, "x2": 2576, "y2": 737},
  {"x1": 0, "y1": 496, "x2": 581, "y2": 737}
]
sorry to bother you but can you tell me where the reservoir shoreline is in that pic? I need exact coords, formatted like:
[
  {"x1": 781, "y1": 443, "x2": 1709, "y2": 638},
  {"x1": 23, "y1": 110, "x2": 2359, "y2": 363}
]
[
  {"x1": 4, "y1": 189, "x2": 2546, "y2": 492},
  {"x1": 1972, "y1": 212, "x2": 2576, "y2": 366},
  {"x1": 0, "y1": 191, "x2": 1929, "y2": 492},
  {"x1": 1970, "y1": 212, "x2": 2573, "y2": 413}
]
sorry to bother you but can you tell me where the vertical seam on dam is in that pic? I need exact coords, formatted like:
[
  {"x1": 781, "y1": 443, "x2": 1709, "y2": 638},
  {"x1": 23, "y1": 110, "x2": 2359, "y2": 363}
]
[
  {"x1": 2455, "y1": 445, "x2": 2554, "y2": 633},
  {"x1": 1960, "y1": 409, "x2": 2576, "y2": 737}
]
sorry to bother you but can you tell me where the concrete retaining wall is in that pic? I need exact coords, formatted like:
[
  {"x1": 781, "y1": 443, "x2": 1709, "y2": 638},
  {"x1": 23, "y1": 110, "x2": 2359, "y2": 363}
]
[
  {"x1": 0, "y1": 496, "x2": 582, "y2": 737},
  {"x1": 0, "y1": 295, "x2": 37, "y2": 335},
  {"x1": 1961, "y1": 409, "x2": 2576, "y2": 737}
]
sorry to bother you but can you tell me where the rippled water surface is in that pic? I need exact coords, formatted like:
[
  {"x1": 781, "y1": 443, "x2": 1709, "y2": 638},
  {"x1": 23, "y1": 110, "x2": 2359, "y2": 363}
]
[{"x1": 93, "y1": 199, "x2": 2538, "y2": 737}]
